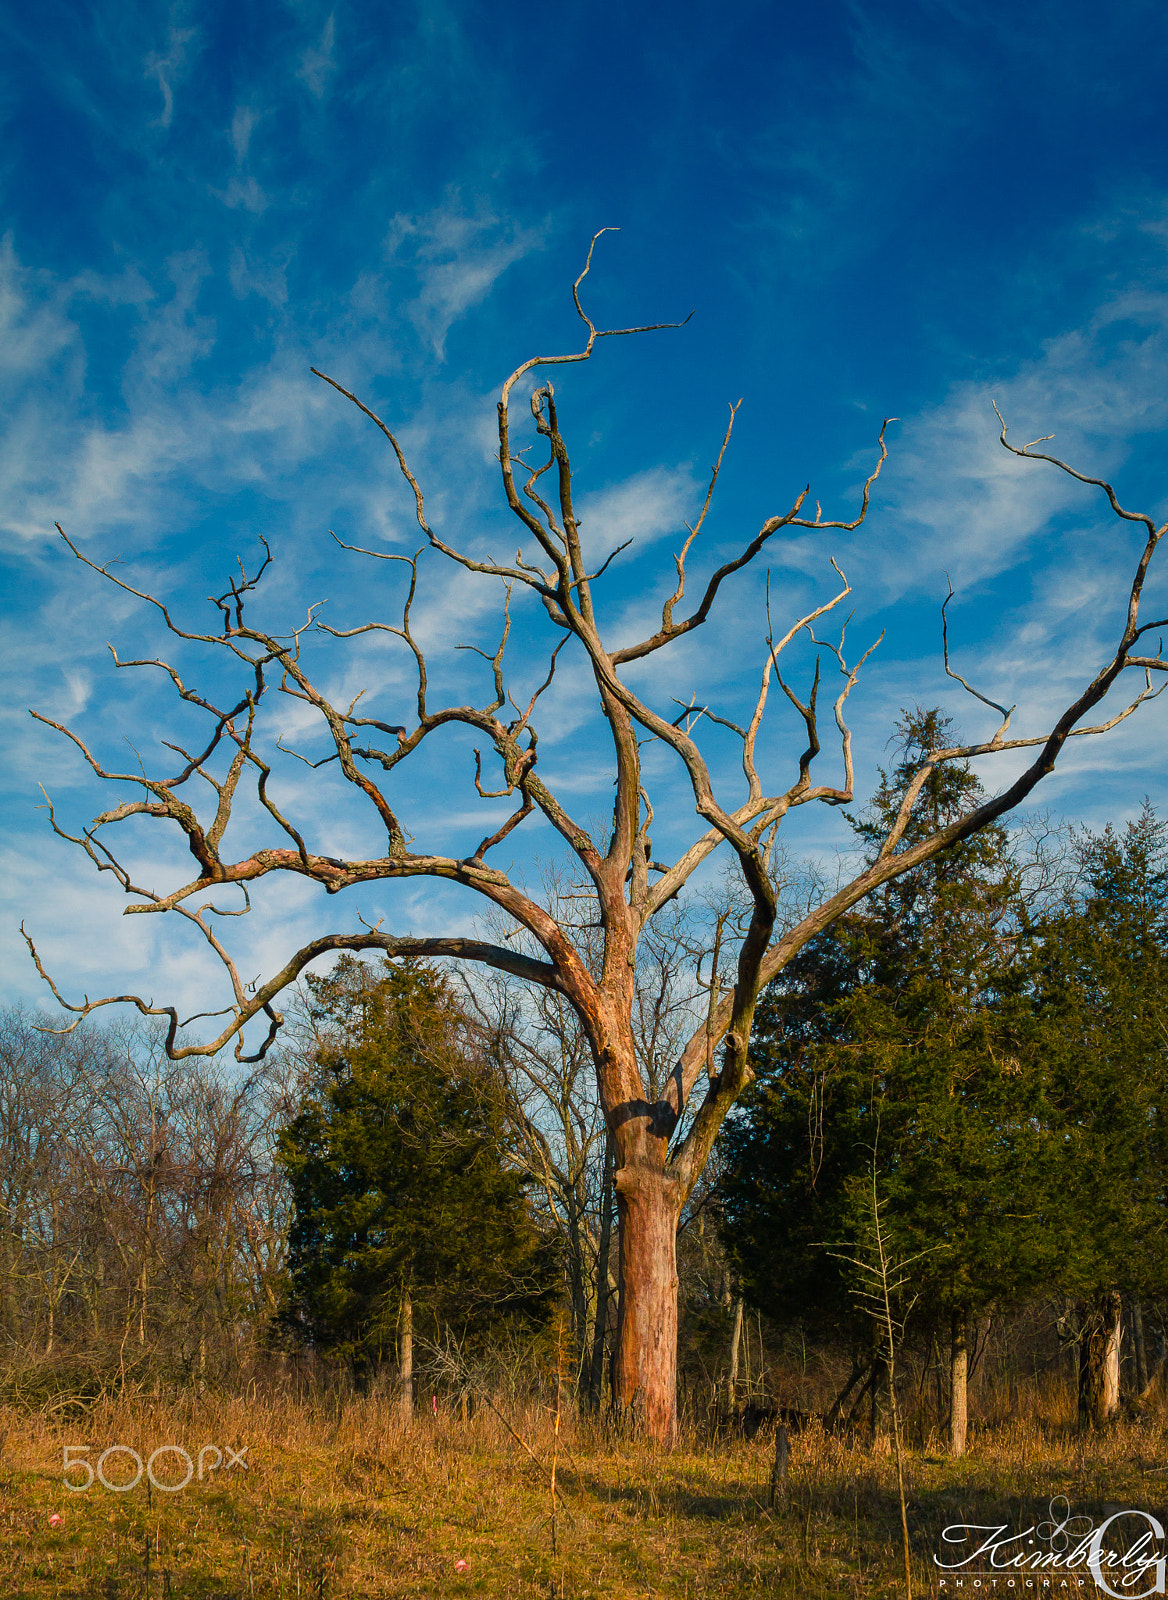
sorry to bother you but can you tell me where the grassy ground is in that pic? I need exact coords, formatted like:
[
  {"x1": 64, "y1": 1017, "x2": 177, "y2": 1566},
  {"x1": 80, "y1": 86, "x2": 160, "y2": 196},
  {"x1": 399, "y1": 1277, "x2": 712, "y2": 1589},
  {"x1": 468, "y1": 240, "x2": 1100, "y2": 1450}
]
[{"x1": 2, "y1": 1386, "x2": 1166, "y2": 1598}]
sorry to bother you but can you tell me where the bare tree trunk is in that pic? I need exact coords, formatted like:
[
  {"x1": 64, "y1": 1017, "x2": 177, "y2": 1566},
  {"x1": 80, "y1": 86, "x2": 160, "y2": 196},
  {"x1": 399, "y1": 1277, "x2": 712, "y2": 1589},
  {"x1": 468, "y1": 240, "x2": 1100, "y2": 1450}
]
[
  {"x1": 1076, "y1": 1314, "x2": 1093, "y2": 1428},
  {"x1": 0, "y1": 1223, "x2": 19, "y2": 1348},
  {"x1": 869, "y1": 1345, "x2": 887, "y2": 1440},
  {"x1": 1132, "y1": 1298, "x2": 1149, "y2": 1396},
  {"x1": 727, "y1": 1296, "x2": 745, "y2": 1416},
  {"x1": 566, "y1": 1205, "x2": 589, "y2": 1386},
  {"x1": 949, "y1": 1306, "x2": 968, "y2": 1457},
  {"x1": 1078, "y1": 1292, "x2": 1123, "y2": 1427},
  {"x1": 91, "y1": 1252, "x2": 103, "y2": 1339},
  {"x1": 1101, "y1": 1290, "x2": 1122, "y2": 1420},
  {"x1": 613, "y1": 1165, "x2": 679, "y2": 1440},
  {"x1": 138, "y1": 1167, "x2": 157, "y2": 1347},
  {"x1": 586, "y1": 1131, "x2": 614, "y2": 1413},
  {"x1": 399, "y1": 1288, "x2": 413, "y2": 1424},
  {"x1": 825, "y1": 1351, "x2": 870, "y2": 1432}
]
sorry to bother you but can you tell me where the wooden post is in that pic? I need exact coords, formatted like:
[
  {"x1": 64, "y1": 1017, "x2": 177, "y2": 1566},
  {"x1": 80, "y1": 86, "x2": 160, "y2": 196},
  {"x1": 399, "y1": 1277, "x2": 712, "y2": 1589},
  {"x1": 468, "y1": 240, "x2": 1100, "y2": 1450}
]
[
  {"x1": 769, "y1": 1422, "x2": 789, "y2": 1507},
  {"x1": 949, "y1": 1307, "x2": 968, "y2": 1457},
  {"x1": 727, "y1": 1296, "x2": 744, "y2": 1418},
  {"x1": 399, "y1": 1287, "x2": 413, "y2": 1424}
]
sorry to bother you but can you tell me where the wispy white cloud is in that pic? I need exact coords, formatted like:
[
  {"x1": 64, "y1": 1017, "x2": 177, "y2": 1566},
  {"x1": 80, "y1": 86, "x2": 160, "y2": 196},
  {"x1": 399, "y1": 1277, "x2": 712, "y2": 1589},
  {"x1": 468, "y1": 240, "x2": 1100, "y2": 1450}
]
[
  {"x1": 772, "y1": 277, "x2": 1168, "y2": 611},
  {"x1": 577, "y1": 466, "x2": 697, "y2": 561},
  {"x1": 144, "y1": 24, "x2": 196, "y2": 130},
  {"x1": 297, "y1": 14, "x2": 336, "y2": 99},
  {"x1": 228, "y1": 244, "x2": 291, "y2": 307},
  {"x1": 729, "y1": 10, "x2": 979, "y2": 281},
  {"x1": 0, "y1": 233, "x2": 78, "y2": 377},
  {"x1": 385, "y1": 199, "x2": 545, "y2": 357},
  {"x1": 0, "y1": 238, "x2": 350, "y2": 551},
  {"x1": 217, "y1": 174, "x2": 268, "y2": 215},
  {"x1": 213, "y1": 101, "x2": 269, "y2": 213},
  {"x1": 231, "y1": 104, "x2": 260, "y2": 163}
]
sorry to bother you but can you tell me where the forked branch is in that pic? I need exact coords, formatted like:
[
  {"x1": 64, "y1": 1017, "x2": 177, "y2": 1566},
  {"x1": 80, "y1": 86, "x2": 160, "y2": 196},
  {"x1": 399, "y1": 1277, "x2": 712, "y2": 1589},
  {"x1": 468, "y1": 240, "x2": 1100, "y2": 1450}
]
[{"x1": 612, "y1": 418, "x2": 896, "y2": 665}]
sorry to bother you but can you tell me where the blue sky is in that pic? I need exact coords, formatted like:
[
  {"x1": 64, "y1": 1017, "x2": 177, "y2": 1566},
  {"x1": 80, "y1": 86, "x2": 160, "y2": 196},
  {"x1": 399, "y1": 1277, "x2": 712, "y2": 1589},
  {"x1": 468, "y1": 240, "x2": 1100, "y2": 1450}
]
[{"x1": 5, "y1": 0, "x2": 1168, "y2": 1028}]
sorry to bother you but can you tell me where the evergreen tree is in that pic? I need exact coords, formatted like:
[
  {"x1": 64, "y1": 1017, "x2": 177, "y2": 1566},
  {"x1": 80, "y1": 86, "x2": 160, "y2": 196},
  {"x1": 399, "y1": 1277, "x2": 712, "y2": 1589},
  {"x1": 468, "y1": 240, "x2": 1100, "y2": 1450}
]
[
  {"x1": 722, "y1": 710, "x2": 1053, "y2": 1451},
  {"x1": 1023, "y1": 802, "x2": 1168, "y2": 1423},
  {"x1": 278, "y1": 958, "x2": 556, "y2": 1377}
]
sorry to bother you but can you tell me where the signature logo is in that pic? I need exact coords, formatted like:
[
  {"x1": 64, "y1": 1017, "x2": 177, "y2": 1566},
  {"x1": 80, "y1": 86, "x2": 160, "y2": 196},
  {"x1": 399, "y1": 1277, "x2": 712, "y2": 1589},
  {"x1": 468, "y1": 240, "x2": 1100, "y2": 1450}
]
[{"x1": 935, "y1": 1497, "x2": 1166, "y2": 1597}]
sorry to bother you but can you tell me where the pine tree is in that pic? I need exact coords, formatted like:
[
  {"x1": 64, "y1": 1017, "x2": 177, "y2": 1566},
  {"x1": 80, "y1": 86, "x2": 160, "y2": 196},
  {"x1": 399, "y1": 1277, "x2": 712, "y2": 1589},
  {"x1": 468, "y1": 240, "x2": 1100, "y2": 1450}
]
[{"x1": 278, "y1": 958, "x2": 556, "y2": 1381}]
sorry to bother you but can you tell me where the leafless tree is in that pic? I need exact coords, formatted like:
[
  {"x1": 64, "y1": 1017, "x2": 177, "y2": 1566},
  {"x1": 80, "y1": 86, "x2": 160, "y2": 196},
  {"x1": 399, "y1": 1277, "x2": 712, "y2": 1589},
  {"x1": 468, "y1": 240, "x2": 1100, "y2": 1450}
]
[
  {"x1": 0, "y1": 1010, "x2": 292, "y2": 1383},
  {"x1": 22, "y1": 236, "x2": 1168, "y2": 1440},
  {"x1": 467, "y1": 965, "x2": 608, "y2": 1403},
  {"x1": 0, "y1": 1011, "x2": 100, "y2": 1359},
  {"x1": 467, "y1": 884, "x2": 705, "y2": 1409}
]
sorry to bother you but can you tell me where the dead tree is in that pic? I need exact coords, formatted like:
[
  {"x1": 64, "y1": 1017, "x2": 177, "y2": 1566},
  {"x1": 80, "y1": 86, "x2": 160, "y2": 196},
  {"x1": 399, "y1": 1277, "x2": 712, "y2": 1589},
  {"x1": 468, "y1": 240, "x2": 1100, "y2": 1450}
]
[
  {"x1": 22, "y1": 235, "x2": 1168, "y2": 1441},
  {"x1": 466, "y1": 886, "x2": 703, "y2": 1406}
]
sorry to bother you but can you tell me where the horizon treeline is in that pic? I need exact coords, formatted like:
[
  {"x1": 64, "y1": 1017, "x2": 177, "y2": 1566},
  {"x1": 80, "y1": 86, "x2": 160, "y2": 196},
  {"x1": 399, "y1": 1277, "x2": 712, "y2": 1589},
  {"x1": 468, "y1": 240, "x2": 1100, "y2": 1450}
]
[
  {"x1": 722, "y1": 711, "x2": 1168, "y2": 1448},
  {"x1": 2, "y1": 710, "x2": 1165, "y2": 1449}
]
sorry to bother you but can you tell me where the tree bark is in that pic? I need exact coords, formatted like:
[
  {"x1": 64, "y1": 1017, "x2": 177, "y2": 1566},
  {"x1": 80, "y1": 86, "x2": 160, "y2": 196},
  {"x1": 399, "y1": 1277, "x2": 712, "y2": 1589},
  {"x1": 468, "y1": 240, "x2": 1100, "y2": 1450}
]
[
  {"x1": 869, "y1": 1346, "x2": 887, "y2": 1441},
  {"x1": 586, "y1": 1131, "x2": 615, "y2": 1413},
  {"x1": 566, "y1": 1202, "x2": 588, "y2": 1386},
  {"x1": 1076, "y1": 1313, "x2": 1092, "y2": 1427},
  {"x1": 0, "y1": 1217, "x2": 20, "y2": 1348},
  {"x1": 399, "y1": 1287, "x2": 413, "y2": 1424},
  {"x1": 727, "y1": 1296, "x2": 745, "y2": 1416},
  {"x1": 613, "y1": 1162, "x2": 680, "y2": 1440},
  {"x1": 1078, "y1": 1291, "x2": 1123, "y2": 1427},
  {"x1": 949, "y1": 1306, "x2": 968, "y2": 1457},
  {"x1": 1133, "y1": 1297, "x2": 1149, "y2": 1395},
  {"x1": 1101, "y1": 1290, "x2": 1122, "y2": 1420},
  {"x1": 825, "y1": 1351, "x2": 870, "y2": 1432}
]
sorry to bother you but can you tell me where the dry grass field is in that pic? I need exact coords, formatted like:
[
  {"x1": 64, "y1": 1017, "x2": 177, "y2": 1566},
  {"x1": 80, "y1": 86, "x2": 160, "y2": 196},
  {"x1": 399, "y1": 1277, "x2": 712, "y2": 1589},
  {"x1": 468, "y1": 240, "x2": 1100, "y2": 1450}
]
[{"x1": 2, "y1": 1382, "x2": 1167, "y2": 1599}]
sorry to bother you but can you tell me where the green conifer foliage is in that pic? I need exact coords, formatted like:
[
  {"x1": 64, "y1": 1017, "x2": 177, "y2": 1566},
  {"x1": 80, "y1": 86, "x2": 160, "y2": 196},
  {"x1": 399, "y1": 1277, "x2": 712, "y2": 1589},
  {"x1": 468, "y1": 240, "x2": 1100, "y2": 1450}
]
[
  {"x1": 722, "y1": 712, "x2": 1052, "y2": 1385},
  {"x1": 278, "y1": 958, "x2": 556, "y2": 1369},
  {"x1": 1024, "y1": 803, "x2": 1168, "y2": 1419}
]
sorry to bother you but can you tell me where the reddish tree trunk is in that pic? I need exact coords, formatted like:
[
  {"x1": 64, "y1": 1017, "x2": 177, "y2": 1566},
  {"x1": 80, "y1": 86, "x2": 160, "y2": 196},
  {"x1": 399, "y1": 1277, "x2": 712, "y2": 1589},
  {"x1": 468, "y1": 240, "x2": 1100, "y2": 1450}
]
[{"x1": 613, "y1": 1161, "x2": 681, "y2": 1441}]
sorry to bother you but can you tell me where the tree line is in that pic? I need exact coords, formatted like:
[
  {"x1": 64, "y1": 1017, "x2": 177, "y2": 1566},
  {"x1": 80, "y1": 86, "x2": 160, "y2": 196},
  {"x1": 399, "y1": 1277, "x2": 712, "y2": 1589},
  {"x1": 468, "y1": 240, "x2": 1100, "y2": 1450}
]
[
  {"x1": 723, "y1": 710, "x2": 1168, "y2": 1449},
  {"x1": 0, "y1": 1014, "x2": 291, "y2": 1398},
  {"x1": 4, "y1": 708, "x2": 1167, "y2": 1451}
]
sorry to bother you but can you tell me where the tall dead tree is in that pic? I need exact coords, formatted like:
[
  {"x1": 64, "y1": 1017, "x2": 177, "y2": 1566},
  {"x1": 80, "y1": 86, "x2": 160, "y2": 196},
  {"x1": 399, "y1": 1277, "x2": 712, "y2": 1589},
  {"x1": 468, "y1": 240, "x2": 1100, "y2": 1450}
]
[
  {"x1": 466, "y1": 887, "x2": 702, "y2": 1405},
  {"x1": 23, "y1": 237, "x2": 1168, "y2": 1441}
]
